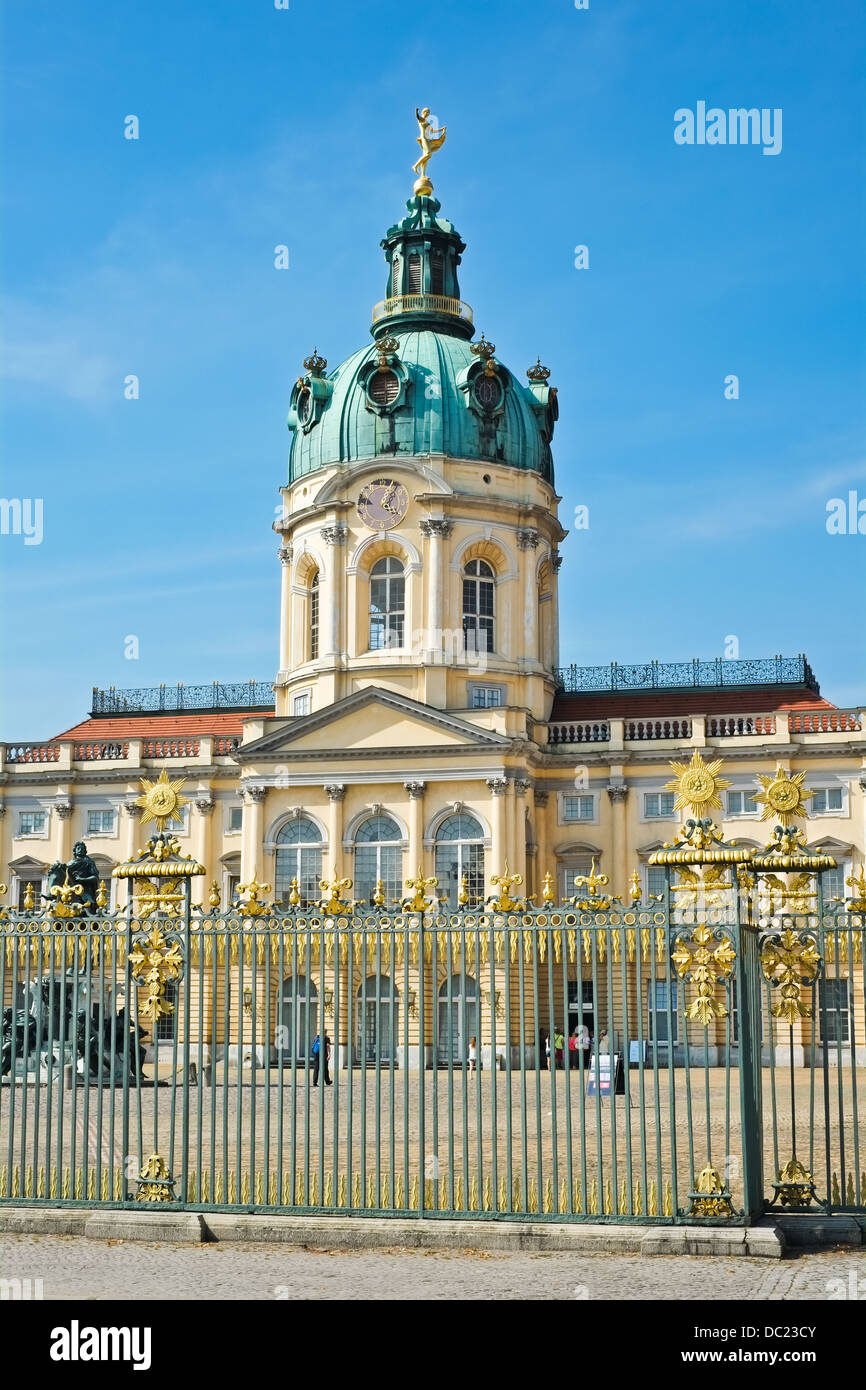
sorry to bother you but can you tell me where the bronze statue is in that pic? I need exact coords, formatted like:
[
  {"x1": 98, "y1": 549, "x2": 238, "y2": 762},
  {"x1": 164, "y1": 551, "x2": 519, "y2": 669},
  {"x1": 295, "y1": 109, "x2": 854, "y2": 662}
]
[{"x1": 66, "y1": 841, "x2": 100, "y2": 909}]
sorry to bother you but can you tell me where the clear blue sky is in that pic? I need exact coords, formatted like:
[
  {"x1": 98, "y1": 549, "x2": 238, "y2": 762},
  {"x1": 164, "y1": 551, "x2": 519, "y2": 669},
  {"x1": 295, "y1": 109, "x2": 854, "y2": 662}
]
[{"x1": 1, "y1": 0, "x2": 864, "y2": 737}]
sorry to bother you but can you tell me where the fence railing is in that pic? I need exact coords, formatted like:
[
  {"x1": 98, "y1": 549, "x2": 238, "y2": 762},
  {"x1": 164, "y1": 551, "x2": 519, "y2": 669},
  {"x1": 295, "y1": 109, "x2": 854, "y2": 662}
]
[{"x1": 2, "y1": 883, "x2": 862, "y2": 1224}]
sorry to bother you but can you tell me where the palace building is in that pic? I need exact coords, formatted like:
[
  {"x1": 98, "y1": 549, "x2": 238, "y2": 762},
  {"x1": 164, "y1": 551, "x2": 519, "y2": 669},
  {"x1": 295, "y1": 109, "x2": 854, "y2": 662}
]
[{"x1": 2, "y1": 145, "x2": 864, "y2": 1063}]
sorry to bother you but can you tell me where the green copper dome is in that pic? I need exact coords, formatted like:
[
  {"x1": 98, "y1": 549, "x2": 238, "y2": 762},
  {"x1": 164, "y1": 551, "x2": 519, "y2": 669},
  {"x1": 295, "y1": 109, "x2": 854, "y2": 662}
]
[{"x1": 287, "y1": 193, "x2": 558, "y2": 485}]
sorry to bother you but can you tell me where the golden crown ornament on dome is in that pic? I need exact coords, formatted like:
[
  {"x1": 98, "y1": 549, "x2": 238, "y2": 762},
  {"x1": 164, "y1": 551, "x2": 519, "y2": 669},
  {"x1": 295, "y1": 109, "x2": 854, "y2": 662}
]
[
  {"x1": 471, "y1": 334, "x2": 496, "y2": 360},
  {"x1": 303, "y1": 349, "x2": 327, "y2": 377},
  {"x1": 527, "y1": 359, "x2": 551, "y2": 382}
]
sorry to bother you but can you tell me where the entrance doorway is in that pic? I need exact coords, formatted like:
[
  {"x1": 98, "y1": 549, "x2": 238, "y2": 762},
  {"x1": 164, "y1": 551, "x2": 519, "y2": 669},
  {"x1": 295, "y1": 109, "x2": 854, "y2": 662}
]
[{"x1": 437, "y1": 974, "x2": 479, "y2": 1064}]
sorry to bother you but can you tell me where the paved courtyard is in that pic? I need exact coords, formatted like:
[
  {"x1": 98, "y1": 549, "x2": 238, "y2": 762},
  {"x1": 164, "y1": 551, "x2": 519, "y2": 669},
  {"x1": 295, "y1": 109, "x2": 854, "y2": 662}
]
[{"x1": 1, "y1": 1233, "x2": 864, "y2": 1300}]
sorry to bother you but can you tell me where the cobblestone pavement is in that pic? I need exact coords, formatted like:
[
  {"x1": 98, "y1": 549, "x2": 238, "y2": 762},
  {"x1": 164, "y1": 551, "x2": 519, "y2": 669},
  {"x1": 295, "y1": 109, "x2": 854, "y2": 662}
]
[{"x1": 1, "y1": 1234, "x2": 864, "y2": 1300}]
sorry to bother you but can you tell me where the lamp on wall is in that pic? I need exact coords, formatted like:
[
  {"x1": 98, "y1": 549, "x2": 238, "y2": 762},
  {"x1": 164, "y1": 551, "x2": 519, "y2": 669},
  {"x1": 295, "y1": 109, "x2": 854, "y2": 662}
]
[
  {"x1": 323, "y1": 987, "x2": 334, "y2": 1016},
  {"x1": 242, "y1": 988, "x2": 253, "y2": 1017},
  {"x1": 407, "y1": 987, "x2": 417, "y2": 1018},
  {"x1": 488, "y1": 989, "x2": 502, "y2": 1018}
]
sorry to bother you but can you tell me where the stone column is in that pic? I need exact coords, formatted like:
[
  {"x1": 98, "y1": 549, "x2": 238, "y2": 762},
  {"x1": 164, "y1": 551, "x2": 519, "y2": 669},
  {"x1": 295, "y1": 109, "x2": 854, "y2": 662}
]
[
  {"x1": 420, "y1": 519, "x2": 452, "y2": 660},
  {"x1": 323, "y1": 784, "x2": 346, "y2": 880},
  {"x1": 516, "y1": 529, "x2": 539, "y2": 663},
  {"x1": 192, "y1": 794, "x2": 215, "y2": 906},
  {"x1": 54, "y1": 797, "x2": 74, "y2": 863},
  {"x1": 240, "y1": 785, "x2": 266, "y2": 884},
  {"x1": 606, "y1": 782, "x2": 630, "y2": 902},
  {"x1": 122, "y1": 800, "x2": 142, "y2": 860},
  {"x1": 512, "y1": 778, "x2": 530, "y2": 885},
  {"x1": 321, "y1": 525, "x2": 347, "y2": 658},
  {"x1": 486, "y1": 777, "x2": 508, "y2": 882},
  {"x1": 552, "y1": 552, "x2": 562, "y2": 671},
  {"x1": 278, "y1": 545, "x2": 293, "y2": 673},
  {"x1": 403, "y1": 781, "x2": 426, "y2": 876}
]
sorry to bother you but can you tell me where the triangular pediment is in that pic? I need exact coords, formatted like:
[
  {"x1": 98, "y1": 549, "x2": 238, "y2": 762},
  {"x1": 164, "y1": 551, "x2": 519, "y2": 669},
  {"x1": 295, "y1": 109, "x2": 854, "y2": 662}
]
[{"x1": 237, "y1": 687, "x2": 510, "y2": 759}]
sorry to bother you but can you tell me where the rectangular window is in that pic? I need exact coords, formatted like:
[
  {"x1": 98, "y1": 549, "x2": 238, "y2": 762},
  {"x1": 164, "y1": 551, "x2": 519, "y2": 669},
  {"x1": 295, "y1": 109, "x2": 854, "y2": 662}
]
[
  {"x1": 87, "y1": 809, "x2": 116, "y2": 835},
  {"x1": 648, "y1": 978, "x2": 679, "y2": 1044},
  {"x1": 819, "y1": 977, "x2": 850, "y2": 1044},
  {"x1": 821, "y1": 866, "x2": 845, "y2": 903},
  {"x1": 18, "y1": 811, "x2": 47, "y2": 836},
  {"x1": 644, "y1": 792, "x2": 675, "y2": 819},
  {"x1": 162, "y1": 808, "x2": 188, "y2": 834},
  {"x1": 726, "y1": 790, "x2": 757, "y2": 816},
  {"x1": 563, "y1": 794, "x2": 594, "y2": 822},
  {"x1": 293, "y1": 693, "x2": 311, "y2": 716},
  {"x1": 646, "y1": 866, "x2": 667, "y2": 900},
  {"x1": 469, "y1": 685, "x2": 503, "y2": 708},
  {"x1": 810, "y1": 787, "x2": 843, "y2": 814},
  {"x1": 228, "y1": 807, "x2": 243, "y2": 832}
]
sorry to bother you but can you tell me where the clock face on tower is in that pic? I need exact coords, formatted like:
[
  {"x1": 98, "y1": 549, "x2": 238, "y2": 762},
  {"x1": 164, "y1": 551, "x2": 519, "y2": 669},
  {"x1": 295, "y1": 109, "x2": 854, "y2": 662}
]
[{"x1": 357, "y1": 478, "x2": 409, "y2": 531}]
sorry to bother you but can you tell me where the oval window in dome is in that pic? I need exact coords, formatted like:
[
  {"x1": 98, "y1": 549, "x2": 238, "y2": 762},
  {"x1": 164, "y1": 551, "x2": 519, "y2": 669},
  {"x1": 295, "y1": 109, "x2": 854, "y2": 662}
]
[
  {"x1": 474, "y1": 375, "x2": 502, "y2": 411},
  {"x1": 368, "y1": 370, "x2": 400, "y2": 408},
  {"x1": 297, "y1": 388, "x2": 313, "y2": 424}
]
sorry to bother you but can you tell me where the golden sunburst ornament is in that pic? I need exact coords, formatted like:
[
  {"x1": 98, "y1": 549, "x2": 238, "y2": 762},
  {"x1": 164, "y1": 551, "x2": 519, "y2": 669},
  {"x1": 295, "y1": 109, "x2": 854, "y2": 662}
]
[
  {"x1": 134, "y1": 769, "x2": 189, "y2": 831},
  {"x1": 664, "y1": 750, "x2": 731, "y2": 817},
  {"x1": 751, "y1": 766, "x2": 813, "y2": 827}
]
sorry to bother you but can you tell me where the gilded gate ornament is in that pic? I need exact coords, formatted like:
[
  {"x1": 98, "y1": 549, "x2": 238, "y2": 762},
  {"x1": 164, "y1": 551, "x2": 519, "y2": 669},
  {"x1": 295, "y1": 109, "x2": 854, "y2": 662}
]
[
  {"x1": 134, "y1": 768, "x2": 190, "y2": 831},
  {"x1": 751, "y1": 765, "x2": 813, "y2": 826},
  {"x1": 319, "y1": 871, "x2": 353, "y2": 915},
  {"x1": 772, "y1": 1157, "x2": 816, "y2": 1208},
  {"x1": 129, "y1": 925, "x2": 184, "y2": 1021},
  {"x1": 235, "y1": 875, "x2": 272, "y2": 916},
  {"x1": 845, "y1": 865, "x2": 866, "y2": 912},
  {"x1": 136, "y1": 1152, "x2": 175, "y2": 1203},
  {"x1": 403, "y1": 868, "x2": 438, "y2": 911},
  {"x1": 671, "y1": 924, "x2": 736, "y2": 1024},
  {"x1": 489, "y1": 864, "x2": 523, "y2": 911},
  {"x1": 760, "y1": 927, "x2": 820, "y2": 1023},
  {"x1": 665, "y1": 750, "x2": 731, "y2": 817},
  {"x1": 568, "y1": 858, "x2": 614, "y2": 910},
  {"x1": 688, "y1": 1164, "x2": 734, "y2": 1218}
]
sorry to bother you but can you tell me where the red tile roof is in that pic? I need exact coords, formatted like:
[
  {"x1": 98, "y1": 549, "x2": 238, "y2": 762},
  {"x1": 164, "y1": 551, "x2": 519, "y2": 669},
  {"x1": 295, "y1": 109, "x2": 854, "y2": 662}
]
[
  {"x1": 550, "y1": 686, "x2": 835, "y2": 721},
  {"x1": 52, "y1": 711, "x2": 276, "y2": 741}
]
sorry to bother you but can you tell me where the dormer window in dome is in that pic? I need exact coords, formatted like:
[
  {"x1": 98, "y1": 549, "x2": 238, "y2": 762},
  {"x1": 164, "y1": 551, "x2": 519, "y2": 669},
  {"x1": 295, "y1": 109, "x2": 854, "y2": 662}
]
[
  {"x1": 368, "y1": 371, "x2": 400, "y2": 408},
  {"x1": 289, "y1": 349, "x2": 332, "y2": 435},
  {"x1": 358, "y1": 336, "x2": 410, "y2": 419},
  {"x1": 474, "y1": 374, "x2": 502, "y2": 412}
]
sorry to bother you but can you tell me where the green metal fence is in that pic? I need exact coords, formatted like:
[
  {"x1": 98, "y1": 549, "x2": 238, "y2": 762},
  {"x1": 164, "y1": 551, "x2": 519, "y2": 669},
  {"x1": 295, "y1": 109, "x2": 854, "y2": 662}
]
[{"x1": 1, "y1": 843, "x2": 863, "y2": 1224}]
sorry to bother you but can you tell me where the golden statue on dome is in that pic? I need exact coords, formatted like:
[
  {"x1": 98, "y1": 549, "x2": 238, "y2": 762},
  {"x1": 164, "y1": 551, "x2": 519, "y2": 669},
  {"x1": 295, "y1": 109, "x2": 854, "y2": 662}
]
[{"x1": 413, "y1": 106, "x2": 446, "y2": 195}]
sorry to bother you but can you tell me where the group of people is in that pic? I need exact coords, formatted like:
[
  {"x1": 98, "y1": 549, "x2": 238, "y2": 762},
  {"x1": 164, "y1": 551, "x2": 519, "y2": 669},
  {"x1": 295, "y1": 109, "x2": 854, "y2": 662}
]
[{"x1": 541, "y1": 1025, "x2": 609, "y2": 1069}]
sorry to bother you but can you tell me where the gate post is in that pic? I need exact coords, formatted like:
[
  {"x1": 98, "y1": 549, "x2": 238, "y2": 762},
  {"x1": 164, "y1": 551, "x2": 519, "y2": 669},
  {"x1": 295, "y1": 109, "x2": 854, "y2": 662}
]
[{"x1": 735, "y1": 919, "x2": 765, "y2": 1222}]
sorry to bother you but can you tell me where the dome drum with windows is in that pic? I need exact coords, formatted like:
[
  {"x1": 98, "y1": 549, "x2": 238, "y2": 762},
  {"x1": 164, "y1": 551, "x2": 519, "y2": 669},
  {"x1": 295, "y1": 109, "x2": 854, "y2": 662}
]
[{"x1": 286, "y1": 113, "x2": 558, "y2": 484}]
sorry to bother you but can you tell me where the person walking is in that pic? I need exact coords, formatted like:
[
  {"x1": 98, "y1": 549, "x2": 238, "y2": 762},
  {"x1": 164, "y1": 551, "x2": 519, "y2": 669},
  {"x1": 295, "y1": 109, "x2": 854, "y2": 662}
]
[
  {"x1": 554, "y1": 1026, "x2": 565, "y2": 1069},
  {"x1": 468, "y1": 1035, "x2": 477, "y2": 1075},
  {"x1": 311, "y1": 1032, "x2": 332, "y2": 1087}
]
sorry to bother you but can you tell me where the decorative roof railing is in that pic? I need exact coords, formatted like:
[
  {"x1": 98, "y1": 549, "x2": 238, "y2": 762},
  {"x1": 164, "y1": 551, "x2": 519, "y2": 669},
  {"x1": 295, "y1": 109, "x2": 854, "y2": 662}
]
[
  {"x1": 91, "y1": 681, "x2": 274, "y2": 715},
  {"x1": 553, "y1": 655, "x2": 819, "y2": 695},
  {"x1": 371, "y1": 293, "x2": 473, "y2": 325}
]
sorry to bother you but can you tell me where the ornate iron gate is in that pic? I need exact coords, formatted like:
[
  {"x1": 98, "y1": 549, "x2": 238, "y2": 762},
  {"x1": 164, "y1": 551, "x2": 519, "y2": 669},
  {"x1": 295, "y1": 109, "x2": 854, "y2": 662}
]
[{"x1": 1, "y1": 759, "x2": 863, "y2": 1223}]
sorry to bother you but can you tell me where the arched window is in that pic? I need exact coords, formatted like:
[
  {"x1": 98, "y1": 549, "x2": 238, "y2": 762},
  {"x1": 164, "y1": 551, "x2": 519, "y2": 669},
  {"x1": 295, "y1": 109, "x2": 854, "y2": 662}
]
[
  {"x1": 462, "y1": 560, "x2": 494, "y2": 654},
  {"x1": 407, "y1": 253, "x2": 422, "y2": 294},
  {"x1": 309, "y1": 571, "x2": 320, "y2": 660},
  {"x1": 437, "y1": 973, "x2": 479, "y2": 1064},
  {"x1": 276, "y1": 976, "x2": 318, "y2": 1059},
  {"x1": 369, "y1": 556, "x2": 405, "y2": 651},
  {"x1": 354, "y1": 813, "x2": 403, "y2": 906},
  {"x1": 275, "y1": 817, "x2": 324, "y2": 906},
  {"x1": 434, "y1": 813, "x2": 485, "y2": 909},
  {"x1": 356, "y1": 973, "x2": 399, "y2": 1063}
]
